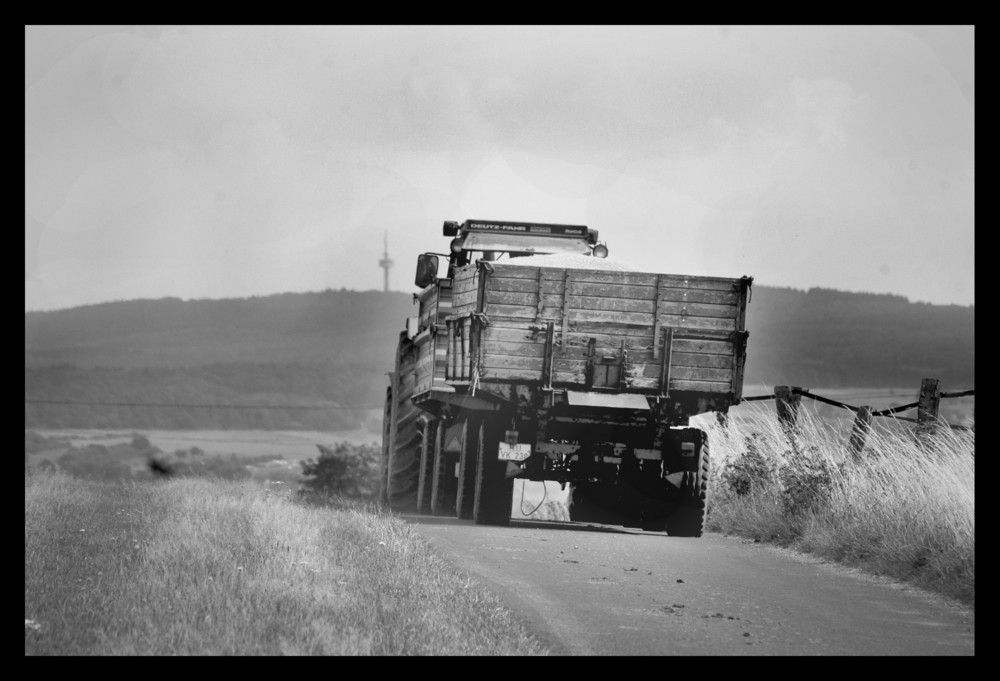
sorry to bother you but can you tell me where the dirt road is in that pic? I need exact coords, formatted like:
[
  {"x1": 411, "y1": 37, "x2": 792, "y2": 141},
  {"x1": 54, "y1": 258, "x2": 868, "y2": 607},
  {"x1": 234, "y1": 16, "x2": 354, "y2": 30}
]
[{"x1": 405, "y1": 516, "x2": 974, "y2": 656}]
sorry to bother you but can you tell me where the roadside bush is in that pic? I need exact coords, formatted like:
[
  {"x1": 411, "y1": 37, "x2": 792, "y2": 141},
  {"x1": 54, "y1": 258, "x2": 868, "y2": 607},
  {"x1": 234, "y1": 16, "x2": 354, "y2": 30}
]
[
  {"x1": 718, "y1": 432, "x2": 773, "y2": 496},
  {"x1": 778, "y1": 447, "x2": 837, "y2": 516},
  {"x1": 299, "y1": 442, "x2": 380, "y2": 498}
]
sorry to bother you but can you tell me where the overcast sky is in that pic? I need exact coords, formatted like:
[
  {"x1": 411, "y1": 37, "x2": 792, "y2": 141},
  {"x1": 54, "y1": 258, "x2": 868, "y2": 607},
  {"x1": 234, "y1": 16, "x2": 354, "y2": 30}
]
[{"x1": 25, "y1": 25, "x2": 974, "y2": 311}]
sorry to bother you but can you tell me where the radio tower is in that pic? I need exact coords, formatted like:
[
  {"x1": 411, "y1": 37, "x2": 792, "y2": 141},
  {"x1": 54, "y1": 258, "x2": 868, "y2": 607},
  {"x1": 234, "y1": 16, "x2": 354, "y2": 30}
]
[{"x1": 378, "y1": 231, "x2": 393, "y2": 292}]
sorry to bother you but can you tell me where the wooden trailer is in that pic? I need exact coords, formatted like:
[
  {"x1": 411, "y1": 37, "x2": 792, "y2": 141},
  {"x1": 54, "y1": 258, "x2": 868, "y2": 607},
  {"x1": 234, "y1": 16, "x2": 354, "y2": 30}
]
[{"x1": 381, "y1": 221, "x2": 752, "y2": 536}]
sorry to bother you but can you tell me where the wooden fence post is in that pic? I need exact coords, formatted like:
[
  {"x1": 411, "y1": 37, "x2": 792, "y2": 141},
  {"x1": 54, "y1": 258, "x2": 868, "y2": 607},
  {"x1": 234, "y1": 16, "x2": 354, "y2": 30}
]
[
  {"x1": 847, "y1": 406, "x2": 873, "y2": 462},
  {"x1": 916, "y1": 378, "x2": 941, "y2": 443}
]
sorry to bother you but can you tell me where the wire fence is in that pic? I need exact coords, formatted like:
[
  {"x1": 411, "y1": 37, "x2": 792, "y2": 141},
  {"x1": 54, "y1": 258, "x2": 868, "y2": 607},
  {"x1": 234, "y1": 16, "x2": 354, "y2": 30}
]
[
  {"x1": 736, "y1": 378, "x2": 973, "y2": 461},
  {"x1": 741, "y1": 384, "x2": 973, "y2": 429}
]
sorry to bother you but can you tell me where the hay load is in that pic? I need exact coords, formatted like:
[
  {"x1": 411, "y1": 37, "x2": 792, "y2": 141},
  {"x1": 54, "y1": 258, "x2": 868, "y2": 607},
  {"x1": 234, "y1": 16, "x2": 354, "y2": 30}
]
[{"x1": 493, "y1": 252, "x2": 638, "y2": 272}]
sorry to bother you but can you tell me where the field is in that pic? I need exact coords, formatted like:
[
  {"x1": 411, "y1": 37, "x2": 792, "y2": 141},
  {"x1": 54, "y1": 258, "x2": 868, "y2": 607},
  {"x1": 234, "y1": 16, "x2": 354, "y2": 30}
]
[
  {"x1": 26, "y1": 383, "x2": 973, "y2": 622},
  {"x1": 28, "y1": 428, "x2": 371, "y2": 463},
  {"x1": 26, "y1": 427, "x2": 569, "y2": 520},
  {"x1": 24, "y1": 393, "x2": 973, "y2": 655}
]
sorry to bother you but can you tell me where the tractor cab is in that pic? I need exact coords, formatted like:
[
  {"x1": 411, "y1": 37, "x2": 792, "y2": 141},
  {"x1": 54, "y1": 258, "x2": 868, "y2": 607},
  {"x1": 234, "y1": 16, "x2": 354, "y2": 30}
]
[{"x1": 415, "y1": 219, "x2": 608, "y2": 288}]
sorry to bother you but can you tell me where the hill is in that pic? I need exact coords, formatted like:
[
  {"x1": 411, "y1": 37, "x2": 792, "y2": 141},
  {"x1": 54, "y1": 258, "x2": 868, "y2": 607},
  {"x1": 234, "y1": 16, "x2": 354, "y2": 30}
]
[
  {"x1": 743, "y1": 286, "x2": 974, "y2": 388},
  {"x1": 24, "y1": 286, "x2": 974, "y2": 430}
]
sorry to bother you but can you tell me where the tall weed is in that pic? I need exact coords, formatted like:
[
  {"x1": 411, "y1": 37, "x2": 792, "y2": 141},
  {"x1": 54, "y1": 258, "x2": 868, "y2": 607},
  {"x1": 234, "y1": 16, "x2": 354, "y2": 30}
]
[{"x1": 707, "y1": 405, "x2": 974, "y2": 606}]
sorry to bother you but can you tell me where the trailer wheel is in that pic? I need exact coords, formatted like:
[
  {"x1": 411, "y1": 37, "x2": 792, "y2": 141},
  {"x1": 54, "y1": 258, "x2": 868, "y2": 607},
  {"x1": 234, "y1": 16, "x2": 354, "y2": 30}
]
[
  {"x1": 667, "y1": 429, "x2": 709, "y2": 537},
  {"x1": 455, "y1": 417, "x2": 480, "y2": 519},
  {"x1": 415, "y1": 419, "x2": 438, "y2": 514},
  {"x1": 385, "y1": 334, "x2": 421, "y2": 512},
  {"x1": 473, "y1": 416, "x2": 513, "y2": 526},
  {"x1": 429, "y1": 419, "x2": 456, "y2": 516}
]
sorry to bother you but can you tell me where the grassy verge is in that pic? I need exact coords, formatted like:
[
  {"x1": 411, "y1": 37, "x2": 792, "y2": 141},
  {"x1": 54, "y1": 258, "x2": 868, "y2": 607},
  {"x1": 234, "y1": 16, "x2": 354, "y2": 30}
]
[
  {"x1": 25, "y1": 473, "x2": 549, "y2": 655},
  {"x1": 703, "y1": 406, "x2": 974, "y2": 607}
]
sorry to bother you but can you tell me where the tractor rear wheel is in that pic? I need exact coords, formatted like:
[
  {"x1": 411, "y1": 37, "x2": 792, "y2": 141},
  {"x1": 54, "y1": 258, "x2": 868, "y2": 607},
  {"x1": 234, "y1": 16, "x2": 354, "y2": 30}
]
[{"x1": 385, "y1": 333, "x2": 421, "y2": 512}]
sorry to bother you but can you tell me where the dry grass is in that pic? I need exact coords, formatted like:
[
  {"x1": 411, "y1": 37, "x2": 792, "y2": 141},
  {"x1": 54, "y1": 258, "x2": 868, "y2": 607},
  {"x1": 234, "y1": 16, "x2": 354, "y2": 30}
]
[
  {"x1": 25, "y1": 473, "x2": 549, "y2": 656},
  {"x1": 705, "y1": 405, "x2": 974, "y2": 607}
]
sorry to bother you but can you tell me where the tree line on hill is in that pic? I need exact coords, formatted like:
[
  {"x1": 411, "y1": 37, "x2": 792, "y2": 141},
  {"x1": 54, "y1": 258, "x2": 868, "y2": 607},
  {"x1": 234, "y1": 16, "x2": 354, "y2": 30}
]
[
  {"x1": 743, "y1": 287, "x2": 973, "y2": 388},
  {"x1": 24, "y1": 286, "x2": 974, "y2": 431}
]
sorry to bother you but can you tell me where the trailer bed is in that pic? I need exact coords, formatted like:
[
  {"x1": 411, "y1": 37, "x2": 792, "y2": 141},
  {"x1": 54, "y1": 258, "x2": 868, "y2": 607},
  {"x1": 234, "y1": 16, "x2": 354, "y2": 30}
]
[{"x1": 444, "y1": 260, "x2": 751, "y2": 399}]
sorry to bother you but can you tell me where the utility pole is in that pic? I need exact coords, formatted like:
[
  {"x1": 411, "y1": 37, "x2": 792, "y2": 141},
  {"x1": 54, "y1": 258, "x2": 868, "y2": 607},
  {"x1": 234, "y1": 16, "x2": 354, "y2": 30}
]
[{"x1": 378, "y1": 231, "x2": 394, "y2": 292}]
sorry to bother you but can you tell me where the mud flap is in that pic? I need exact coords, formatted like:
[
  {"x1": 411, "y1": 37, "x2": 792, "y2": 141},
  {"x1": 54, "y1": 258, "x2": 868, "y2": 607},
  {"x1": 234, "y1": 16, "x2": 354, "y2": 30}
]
[{"x1": 505, "y1": 461, "x2": 526, "y2": 479}]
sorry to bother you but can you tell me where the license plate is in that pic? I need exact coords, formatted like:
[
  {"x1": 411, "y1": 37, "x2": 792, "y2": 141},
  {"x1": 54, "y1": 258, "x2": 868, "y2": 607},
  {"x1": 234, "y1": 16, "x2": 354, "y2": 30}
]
[{"x1": 498, "y1": 442, "x2": 531, "y2": 461}]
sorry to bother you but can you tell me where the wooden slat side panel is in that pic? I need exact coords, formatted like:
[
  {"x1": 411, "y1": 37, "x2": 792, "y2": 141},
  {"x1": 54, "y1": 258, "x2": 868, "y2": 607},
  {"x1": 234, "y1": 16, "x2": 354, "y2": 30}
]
[
  {"x1": 481, "y1": 318, "x2": 738, "y2": 389},
  {"x1": 626, "y1": 378, "x2": 735, "y2": 393},
  {"x1": 488, "y1": 276, "x2": 739, "y2": 306},
  {"x1": 631, "y1": 364, "x2": 733, "y2": 383},
  {"x1": 560, "y1": 334, "x2": 734, "y2": 355},
  {"x1": 484, "y1": 309, "x2": 738, "y2": 334},
  {"x1": 433, "y1": 334, "x2": 448, "y2": 383},
  {"x1": 481, "y1": 334, "x2": 732, "y2": 364},
  {"x1": 478, "y1": 359, "x2": 732, "y2": 385},
  {"x1": 453, "y1": 265, "x2": 478, "y2": 292},
  {"x1": 482, "y1": 324, "x2": 551, "y2": 344},
  {"x1": 468, "y1": 265, "x2": 747, "y2": 396},
  {"x1": 485, "y1": 278, "x2": 739, "y2": 330},
  {"x1": 481, "y1": 339, "x2": 547, "y2": 359},
  {"x1": 473, "y1": 364, "x2": 735, "y2": 392},
  {"x1": 564, "y1": 322, "x2": 733, "y2": 341},
  {"x1": 480, "y1": 353, "x2": 546, "y2": 372},
  {"x1": 419, "y1": 290, "x2": 437, "y2": 329},
  {"x1": 477, "y1": 366, "x2": 734, "y2": 395},
  {"x1": 572, "y1": 310, "x2": 737, "y2": 331},
  {"x1": 553, "y1": 345, "x2": 733, "y2": 368},
  {"x1": 433, "y1": 285, "x2": 454, "y2": 383},
  {"x1": 435, "y1": 285, "x2": 453, "y2": 324},
  {"x1": 451, "y1": 292, "x2": 478, "y2": 317},
  {"x1": 451, "y1": 267, "x2": 480, "y2": 316},
  {"x1": 489, "y1": 264, "x2": 741, "y2": 290}
]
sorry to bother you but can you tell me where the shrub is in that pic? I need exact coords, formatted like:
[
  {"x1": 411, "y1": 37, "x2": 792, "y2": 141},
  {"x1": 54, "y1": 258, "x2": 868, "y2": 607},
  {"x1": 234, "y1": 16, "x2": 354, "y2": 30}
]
[
  {"x1": 718, "y1": 432, "x2": 773, "y2": 496},
  {"x1": 130, "y1": 434, "x2": 153, "y2": 451},
  {"x1": 299, "y1": 442, "x2": 380, "y2": 498},
  {"x1": 777, "y1": 447, "x2": 837, "y2": 516}
]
